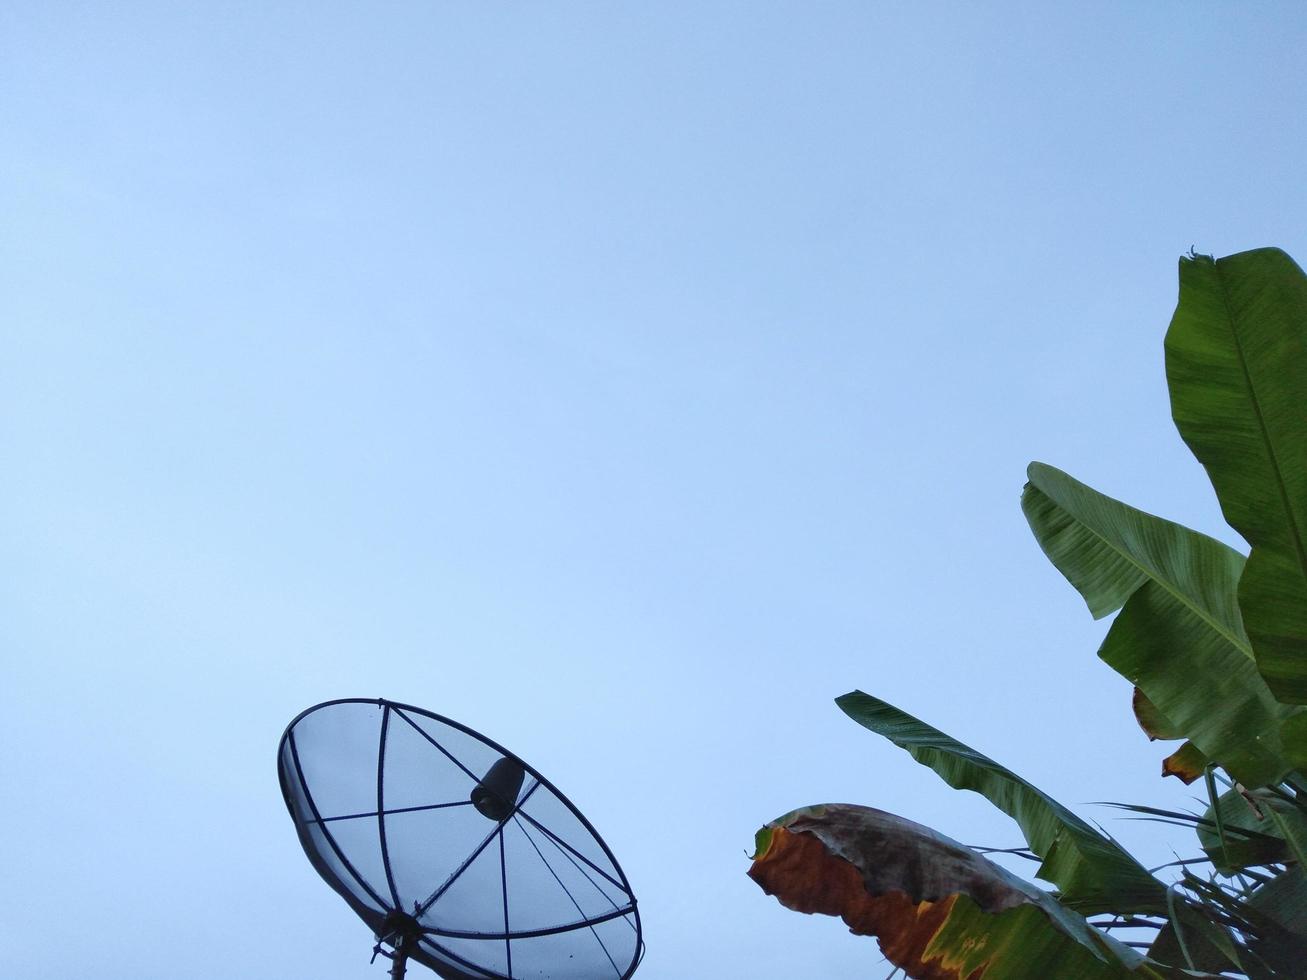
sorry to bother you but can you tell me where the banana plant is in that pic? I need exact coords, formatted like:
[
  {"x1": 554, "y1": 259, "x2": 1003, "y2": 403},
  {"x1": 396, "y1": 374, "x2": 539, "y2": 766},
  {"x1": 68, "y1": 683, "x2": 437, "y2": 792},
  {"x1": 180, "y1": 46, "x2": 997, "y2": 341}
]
[{"x1": 750, "y1": 248, "x2": 1307, "y2": 978}]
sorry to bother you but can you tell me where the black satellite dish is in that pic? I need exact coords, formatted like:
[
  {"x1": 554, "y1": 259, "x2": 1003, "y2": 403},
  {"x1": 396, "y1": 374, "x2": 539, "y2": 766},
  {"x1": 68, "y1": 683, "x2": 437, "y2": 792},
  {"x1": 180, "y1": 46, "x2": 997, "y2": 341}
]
[{"x1": 278, "y1": 699, "x2": 643, "y2": 979}]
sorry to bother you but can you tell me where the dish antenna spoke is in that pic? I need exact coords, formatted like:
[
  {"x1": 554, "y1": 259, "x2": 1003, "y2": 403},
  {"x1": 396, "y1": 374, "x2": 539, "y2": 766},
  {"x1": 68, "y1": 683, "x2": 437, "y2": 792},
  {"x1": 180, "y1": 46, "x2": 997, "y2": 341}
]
[
  {"x1": 287, "y1": 730, "x2": 392, "y2": 911},
  {"x1": 311, "y1": 800, "x2": 477, "y2": 825},
  {"x1": 415, "y1": 779, "x2": 542, "y2": 918},
  {"x1": 391, "y1": 707, "x2": 483, "y2": 785},
  {"x1": 378, "y1": 704, "x2": 402, "y2": 909},
  {"x1": 512, "y1": 814, "x2": 627, "y2": 974},
  {"x1": 516, "y1": 810, "x2": 629, "y2": 896},
  {"x1": 499, "y1": 826, "x2": 512, "y2": 978},
  {"x1": 514, "y1": 816, "x2": 637, "y2": 933}
]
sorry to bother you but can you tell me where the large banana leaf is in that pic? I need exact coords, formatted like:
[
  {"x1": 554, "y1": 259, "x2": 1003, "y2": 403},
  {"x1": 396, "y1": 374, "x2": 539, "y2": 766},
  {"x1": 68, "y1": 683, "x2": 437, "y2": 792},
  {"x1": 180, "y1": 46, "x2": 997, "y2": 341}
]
[
  {"x1": 1134, "y1": 689, "x2": 1186, "y2": 741},
  {"x1": 1023, "y1": 463, "x2": 1300, "y2": 787},
  {"x1": 836, "y1": 691, "x2": 1166, "y2": 915},
  {"x1": 1281, "y1": 714, "x2": 1307, "y2": 772},
  {"x1": 1245, "y1": 867, "x2": 1307, "y2": 974},
  {"x1": 1148, "y1": 901, "x2": 1248, "y2": 978},
  {"x1": 1196, "y1": 786, "x2": 1307, "y2": 875},
  {"x1": 1165, "y1": 249, "x2": 1307, "y2": 704},
  {"x1": 748, "y1": 804, "x2": 1168, "y2": 979},
  {"x1": 1022, "y1": 463, "x2": 1245, "y2": 634}
]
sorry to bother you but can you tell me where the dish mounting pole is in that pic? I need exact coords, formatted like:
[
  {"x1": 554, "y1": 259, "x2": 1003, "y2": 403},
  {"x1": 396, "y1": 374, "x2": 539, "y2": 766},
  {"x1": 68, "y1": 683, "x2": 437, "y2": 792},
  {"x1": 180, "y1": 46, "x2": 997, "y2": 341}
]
[{"x1": 388, "y1": 934, "x2": 414, "y2": 980}]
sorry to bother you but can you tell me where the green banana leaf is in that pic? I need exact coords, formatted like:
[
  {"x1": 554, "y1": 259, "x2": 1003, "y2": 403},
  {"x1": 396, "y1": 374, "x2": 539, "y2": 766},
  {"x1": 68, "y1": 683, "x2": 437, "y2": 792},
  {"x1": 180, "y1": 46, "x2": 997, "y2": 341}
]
[
  {"x1": 748, "y1": 803, "x2": 1174, "y2": 979},
  {"x1": 1245, "y1": 867, "x2": 1307, "y2": 974},
  {"x1": 1134, "y1": 689, "x2": 1186, "y2": 741},
  {"x1": 1165, "y1": 249, "x2": 1307, "y2": 704},
  {"x1": 1281, "y1": 715, "x2": 1307, "y2": 772},
  {"x1": 1195, "y1": 786, "x2": 1307, "y2": 875},
  {"x1": 1023, "y1": 462, "x2": 1301, "y2": 787},
  {"x1": 836, "y1": 691, "x2": 1166, "y2": 915},
  {"x1": 1148, "y1": 900, "x2": 1247, "y2": 977}
]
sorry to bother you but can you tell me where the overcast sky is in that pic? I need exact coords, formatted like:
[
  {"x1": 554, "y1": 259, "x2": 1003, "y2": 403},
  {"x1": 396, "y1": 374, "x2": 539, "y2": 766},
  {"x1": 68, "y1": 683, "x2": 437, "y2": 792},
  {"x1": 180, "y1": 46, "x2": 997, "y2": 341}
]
[{"x1": 4, "y1": 4, "x2": 1307, "y2": 978}]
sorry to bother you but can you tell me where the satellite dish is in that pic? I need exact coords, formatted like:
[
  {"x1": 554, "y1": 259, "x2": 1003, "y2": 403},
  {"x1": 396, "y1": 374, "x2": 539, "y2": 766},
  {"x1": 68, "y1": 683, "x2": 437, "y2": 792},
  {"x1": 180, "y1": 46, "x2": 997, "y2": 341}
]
[{"x1": 278, "y1": 698, "x2": 643, "y2": 979}]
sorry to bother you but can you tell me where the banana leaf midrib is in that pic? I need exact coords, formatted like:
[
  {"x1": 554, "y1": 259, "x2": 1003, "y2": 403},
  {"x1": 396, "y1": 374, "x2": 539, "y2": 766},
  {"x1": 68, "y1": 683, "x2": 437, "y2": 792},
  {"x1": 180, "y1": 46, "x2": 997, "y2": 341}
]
[{"x1": 1210, "y1": 259, "x2": 1307, "y2": 602}]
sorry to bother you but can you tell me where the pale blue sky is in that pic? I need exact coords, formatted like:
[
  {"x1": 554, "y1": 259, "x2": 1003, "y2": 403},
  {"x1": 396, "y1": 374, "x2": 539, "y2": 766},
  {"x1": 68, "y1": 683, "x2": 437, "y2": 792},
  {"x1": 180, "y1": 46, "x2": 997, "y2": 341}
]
[{"x1": 3, "y1": 4, "x2": 1306, "y2": 977}]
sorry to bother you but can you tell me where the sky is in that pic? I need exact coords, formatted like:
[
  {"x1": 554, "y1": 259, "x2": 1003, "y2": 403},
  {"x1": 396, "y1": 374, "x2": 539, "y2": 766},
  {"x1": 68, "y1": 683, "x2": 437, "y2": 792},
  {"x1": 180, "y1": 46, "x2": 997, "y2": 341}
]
[{"x1": 2, "y1": 3, "x2": 1307, "y2": 977}]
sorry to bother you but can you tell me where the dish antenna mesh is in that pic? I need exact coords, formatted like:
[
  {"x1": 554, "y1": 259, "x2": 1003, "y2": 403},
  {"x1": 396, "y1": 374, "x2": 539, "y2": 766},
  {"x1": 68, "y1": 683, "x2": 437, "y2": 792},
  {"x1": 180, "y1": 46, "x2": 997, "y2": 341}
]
[{"x1": 278, "y1": 699, "x2": 643, "y2": 979}]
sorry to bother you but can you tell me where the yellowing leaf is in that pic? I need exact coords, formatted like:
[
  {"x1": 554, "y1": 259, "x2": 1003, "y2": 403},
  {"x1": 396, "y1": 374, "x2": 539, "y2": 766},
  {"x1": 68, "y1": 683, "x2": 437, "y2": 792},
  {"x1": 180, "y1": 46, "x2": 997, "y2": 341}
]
[
  {"x1": 1161, "y1": 742, "x2": 1208, "y2": 784},
  {"x1": 748, "y1": 804, "x2": 1151, "y2": 980}
]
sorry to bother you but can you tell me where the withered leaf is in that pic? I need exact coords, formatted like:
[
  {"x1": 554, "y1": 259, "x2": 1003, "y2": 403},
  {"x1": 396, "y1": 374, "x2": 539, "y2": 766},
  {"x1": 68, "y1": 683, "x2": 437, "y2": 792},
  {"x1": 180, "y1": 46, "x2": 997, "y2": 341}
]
[{"x1": 749, "y1": 804, "x2": 1158, "y2": 980}]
